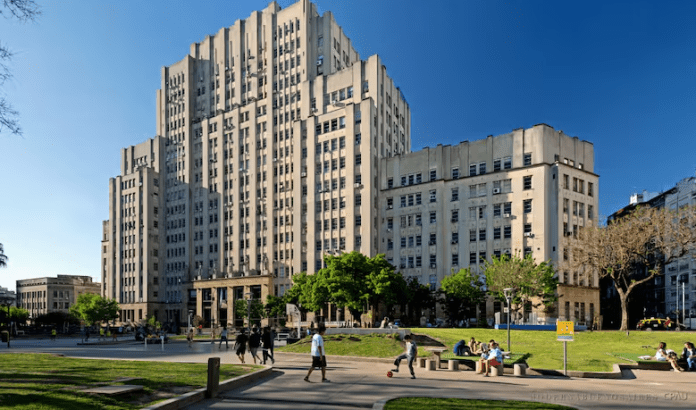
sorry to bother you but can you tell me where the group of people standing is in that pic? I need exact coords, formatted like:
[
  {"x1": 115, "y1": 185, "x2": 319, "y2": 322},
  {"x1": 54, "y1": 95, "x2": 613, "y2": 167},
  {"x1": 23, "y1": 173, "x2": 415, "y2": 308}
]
[{"x1": 186, "y1": 326, "x2": 276, "y2": 365}]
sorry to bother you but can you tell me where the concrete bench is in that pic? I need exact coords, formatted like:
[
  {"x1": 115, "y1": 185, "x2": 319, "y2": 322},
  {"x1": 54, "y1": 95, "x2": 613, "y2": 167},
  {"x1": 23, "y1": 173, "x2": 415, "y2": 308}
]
[
  {"x1": 425, "y1": 347, "x2": 447, "y2": 369},
  {"x1": 476, "y1": 360, "x2": 505, "y2": 376},
  {"x1": 514, "y1": 363, "x2": 527, "y2": 376}
]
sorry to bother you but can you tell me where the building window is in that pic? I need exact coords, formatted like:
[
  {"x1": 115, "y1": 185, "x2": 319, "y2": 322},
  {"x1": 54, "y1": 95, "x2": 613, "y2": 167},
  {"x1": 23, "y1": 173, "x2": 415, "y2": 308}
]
[
  {"x1": 469, "y1": 163, "x2": 477, "y2": 176},
  {"x1": 588, "y1": 182, "x2": 594, "y2": 197},
  {"x1": 451, "y1": 188, "x2": 459, "y2": 201},
  {"x1": 503, "y1": 225, "x2": 511, "y2": 239},
  {"x1": 452, "y1": 168, "x2": 459, "y2": 179},
  {"x1": 523, "y1": 153, "x2": 532, "y2": 166},
  {"x1": 523, "y1": 176, "x2": 532, "y2": 190},
  {"x1": 430, "y1": 212, "x2": 437, "y2": 224},
  {"x1": 588, "y1": 205, "x2": 594, "y2": 220},
  {"x1": 387, "y1": 178, "x2": 393, "y2": 189},
  {"x1": 429, "y1": 190, "x2": 436, "y2": 203},
  {"x1": 470, "y1": 229, "x2": 476, "y2": 242},
  {"x1": 523, "y1": 199, "x2": 532, "y2": 214},
  {"x1": 479, "y1": 229, "x2": 486, "y2": 241},
  {"x1": 451, "y1": 209, "x2": 459, "y2": 222},
  {"x1": 493, "y1": 227, "x2": 501, "y2": 240},
  {"x1": 494, "y1": 158, "x2": 501, "y2": 172},
  {"x1": 479, "y1": 162, "x2": 486, "y2": 175},
  {"x1": 429, "y1": 169, "x2": 436, "y2": 180},
  {"x1": 452, "y1": 254, "x2": 459, "y2": 266},
  {"x1": 503, "y1": 156, "x2": 512, "y2": 169}
]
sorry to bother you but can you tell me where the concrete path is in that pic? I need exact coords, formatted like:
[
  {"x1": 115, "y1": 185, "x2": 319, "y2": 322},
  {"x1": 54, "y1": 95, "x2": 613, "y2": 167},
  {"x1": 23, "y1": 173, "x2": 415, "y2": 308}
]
[{"x1": 187, "y1": 354, "x2": 696, "y2": 410}]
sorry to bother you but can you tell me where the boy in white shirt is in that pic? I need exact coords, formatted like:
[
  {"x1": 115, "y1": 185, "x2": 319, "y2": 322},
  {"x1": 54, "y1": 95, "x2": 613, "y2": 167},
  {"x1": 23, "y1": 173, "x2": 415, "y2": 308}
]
[
  {"x1": 392, "y1": 334, "x2": 417, "y2": 379},
  {"x1": 304, "y1": 325, "x2": 329, "y2": 382}
]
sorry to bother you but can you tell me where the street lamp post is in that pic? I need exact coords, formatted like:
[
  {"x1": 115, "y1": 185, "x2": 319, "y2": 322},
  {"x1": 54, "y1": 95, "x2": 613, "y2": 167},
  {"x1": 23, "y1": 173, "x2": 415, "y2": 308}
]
[{"x1": 503, "y1": 288, "x2": 514, "y2": 353}]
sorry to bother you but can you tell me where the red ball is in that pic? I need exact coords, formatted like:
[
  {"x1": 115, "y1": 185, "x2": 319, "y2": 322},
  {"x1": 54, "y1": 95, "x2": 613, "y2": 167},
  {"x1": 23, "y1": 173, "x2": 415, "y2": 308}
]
[{"x1": 387, "y1": 371, "x2": 393, "y2": 378}]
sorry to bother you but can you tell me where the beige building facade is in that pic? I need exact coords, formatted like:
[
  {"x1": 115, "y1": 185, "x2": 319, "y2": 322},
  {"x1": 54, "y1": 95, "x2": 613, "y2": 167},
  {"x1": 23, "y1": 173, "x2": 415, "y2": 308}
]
[
  {"x1": 16, "y1": 275, "x2": 100, "y2": 320},
  {"x1": 379, "y1": 124, "x2": 600, "y2": 324},
  {"x1": 102, "y1": 0, "x2": 411, "y2": 327}
]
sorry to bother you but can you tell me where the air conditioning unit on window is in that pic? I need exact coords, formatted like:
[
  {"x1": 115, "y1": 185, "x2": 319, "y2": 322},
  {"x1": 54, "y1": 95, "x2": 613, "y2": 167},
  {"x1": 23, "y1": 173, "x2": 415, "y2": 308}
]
[
  {"x1": 301, "y1": 172, "x2": 307, "y2": 177},
  {"x1": 493, "y1": 188, "x2": 501, "y2": 194},
  {"x1": 387, "y1": 205, "x2": 393, "y2": 209},
  {"x1": 430, "y1": 263, "x2": 437, "y2": 269},
  {"x1": 451, "y1": 240, "x2": 458, "y2": 245},
  {"x1": 524, "y1": 232, "x2": 533, "y2": 237},
  {"x1": 428, "y1": 241, "x2": 436, "y2": 246},
  {"x1": 503, "y1": 213, "x2": 511, "y2": 218}
]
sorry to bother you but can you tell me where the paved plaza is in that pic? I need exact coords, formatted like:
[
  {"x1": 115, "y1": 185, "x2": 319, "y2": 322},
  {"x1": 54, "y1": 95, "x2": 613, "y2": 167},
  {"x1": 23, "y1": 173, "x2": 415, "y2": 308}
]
[{"x1": 2, "y1": 337, "x2": 695, "y2": 409}]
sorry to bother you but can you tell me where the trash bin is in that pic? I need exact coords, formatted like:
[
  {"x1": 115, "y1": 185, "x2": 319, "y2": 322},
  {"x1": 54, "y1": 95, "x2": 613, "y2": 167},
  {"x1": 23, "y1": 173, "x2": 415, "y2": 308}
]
[{"x1": 1, "y1": 331, "x2": 8, "y2": 343}]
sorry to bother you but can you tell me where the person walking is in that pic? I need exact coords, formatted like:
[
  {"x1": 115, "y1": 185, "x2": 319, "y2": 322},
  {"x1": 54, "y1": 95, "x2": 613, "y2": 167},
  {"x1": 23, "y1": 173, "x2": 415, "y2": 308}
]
[
  {"x1": 304, "y1": 325, "x2": 329, "y2": 382},
  {"x1": 187, "y1": 327, "x2": 194, "y2": 348},
  {"x1": 391, "y1": 334, "x2": 417, "y2": 379},
  {"x1": 262, "y1": 327, "x2": 275, "y2": 365},
  {"x1": 249, "y1": 327, "x2": 262, "y2": 364},
  {"x1": 234, "y1": 328, "x2": 249, "y2": 363},
  {"x1": 218, "y1": 327, "x2": 229, "y2": 349}
]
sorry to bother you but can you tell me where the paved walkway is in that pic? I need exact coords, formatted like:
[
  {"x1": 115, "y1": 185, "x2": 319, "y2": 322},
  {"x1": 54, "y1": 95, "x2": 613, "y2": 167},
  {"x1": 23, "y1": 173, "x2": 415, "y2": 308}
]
[{"x1": 187, "y1": 353, "x2": 696, "y2": 410}]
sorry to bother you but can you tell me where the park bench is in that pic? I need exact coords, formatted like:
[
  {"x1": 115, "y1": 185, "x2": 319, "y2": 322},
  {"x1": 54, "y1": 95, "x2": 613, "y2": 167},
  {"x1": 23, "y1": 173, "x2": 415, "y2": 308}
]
[{"x1": 424, "y1": 347, "x2": 447, "y2": 369}]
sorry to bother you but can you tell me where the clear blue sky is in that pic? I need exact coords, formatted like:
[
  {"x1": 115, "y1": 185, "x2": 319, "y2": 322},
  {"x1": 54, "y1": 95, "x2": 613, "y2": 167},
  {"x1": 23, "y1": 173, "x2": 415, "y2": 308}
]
[{"x1": 1, "y1": 0, "x2": 695, "y2": 291}]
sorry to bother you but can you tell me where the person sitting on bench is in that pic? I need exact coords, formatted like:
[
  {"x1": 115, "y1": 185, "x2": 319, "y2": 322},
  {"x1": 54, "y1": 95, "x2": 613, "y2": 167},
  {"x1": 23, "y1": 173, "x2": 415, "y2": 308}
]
[{"x1": 480, "y1": 342, "x2": 503, "y2": 377}]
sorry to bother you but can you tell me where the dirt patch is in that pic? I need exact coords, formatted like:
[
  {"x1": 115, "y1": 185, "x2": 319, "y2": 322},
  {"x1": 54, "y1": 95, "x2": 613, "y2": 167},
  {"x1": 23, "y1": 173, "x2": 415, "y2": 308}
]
[
  {"x1": 348, "y1": 336, "x2": 361, "y2": 342},
  {"x1": 412, "y1": 334, "x2": 445, "y2": 347},
  {"x1": 125, "y1": 385, "x2": 197, "y2": 406}
]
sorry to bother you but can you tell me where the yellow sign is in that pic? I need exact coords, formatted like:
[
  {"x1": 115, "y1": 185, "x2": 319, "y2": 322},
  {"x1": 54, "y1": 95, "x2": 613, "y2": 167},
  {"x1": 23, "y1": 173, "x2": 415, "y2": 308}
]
[{"x1": 557, "y1": 321, "x2": 574, "y2": 341}]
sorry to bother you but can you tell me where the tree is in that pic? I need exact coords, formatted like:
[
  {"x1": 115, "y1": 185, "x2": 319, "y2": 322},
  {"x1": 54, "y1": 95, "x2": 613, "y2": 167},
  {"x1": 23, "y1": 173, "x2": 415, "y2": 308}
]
[
  {"x1": 402, "y1": 276, "x2": 435, "y2": 325},
  {"x1": 319, "y1": 252, "x2": 404, "y2": 319},
  {"x1": 0, "y1": 243, "x2": 7, "y2": 268},
  {"x1": 567, "y1": 205, "x2": 696, "y2": 331},
  {"x1": 440, "y1": 268, "x2": 486, "y2": 324},
  {"x1": 484, "y1": 253, "x2": 558, "y2": 321},
  {"x1": 1, "y1": 0, "x2": 41, "y2": 135},
  {"x1": 265, "y1": 294, "x2": 287, "y2": 326},
  {"x1": 69, "y1": 293, "x2": 119, "y2": 326}
]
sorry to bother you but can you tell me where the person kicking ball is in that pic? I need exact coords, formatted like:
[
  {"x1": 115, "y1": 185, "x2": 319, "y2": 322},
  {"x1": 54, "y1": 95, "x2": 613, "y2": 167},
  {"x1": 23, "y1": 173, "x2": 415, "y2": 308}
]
[{"x1": 391, "y1": 334, "x2": 417, "y2": 379}]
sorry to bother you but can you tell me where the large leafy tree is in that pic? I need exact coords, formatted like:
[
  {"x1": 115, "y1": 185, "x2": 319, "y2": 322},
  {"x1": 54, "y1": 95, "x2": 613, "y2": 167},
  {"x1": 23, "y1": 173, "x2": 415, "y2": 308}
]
[
  {"x1": 567, "y1": 205, "x2": 696, "y2": 331},
  {"x1": 440, "y1": 268, "x2": 486, "y2": 324},
  {"x1": 484, "y1": 253, "x2": 558, "y2": 321},
  {"x1": 69, "y1": 293, "x2": 119, "y2": 326},
  {"x1": 264, "y1": 294, "x2": 287, "y2": 326},
  {"x1": 285, "y1": 252, "x2": 407, "y2": 321},
  {"x1": 401, "y1": 276, "x2": 435, "y2": 325},
  {"x1": 1, "y1": 0, "x2": 41, "y2": 135}
]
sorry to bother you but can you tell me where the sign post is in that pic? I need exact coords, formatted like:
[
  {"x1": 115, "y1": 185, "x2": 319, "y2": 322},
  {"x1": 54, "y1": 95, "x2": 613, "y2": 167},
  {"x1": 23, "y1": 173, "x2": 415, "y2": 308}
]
[{"x1": 556, "y1": 321, "x2": 574, "y2": 376}]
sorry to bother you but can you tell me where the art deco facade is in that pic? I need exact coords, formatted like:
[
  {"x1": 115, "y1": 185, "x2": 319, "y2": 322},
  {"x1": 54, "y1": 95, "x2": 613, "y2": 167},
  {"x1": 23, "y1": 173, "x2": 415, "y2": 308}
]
[
  {"x1": 16, "y1": 275, "x2": 100, "y2": 320},
  {"x1": 379, "y1": 124, "x2": 600, "y2": 324},
  {"x1": 102, "y1": 0, "x2": 411, "y2": 327}
]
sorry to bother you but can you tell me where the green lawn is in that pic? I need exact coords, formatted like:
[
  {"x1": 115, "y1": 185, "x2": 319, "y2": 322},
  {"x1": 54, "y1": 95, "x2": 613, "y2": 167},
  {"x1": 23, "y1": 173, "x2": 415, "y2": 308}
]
[
  {"x1": 384, "y1": 397, "x2": 576, "y2": 410},
  {"x1": 278, "y1": 333, "x2": 406, "y2": 357},
  {"x1": 279, "y1": 328, "x2": 695, "y2": 372},
  {"x1": 408, "y1": 328, "x2": 693, "y2": 372},
  {"x1": 0, "y1": 353, "x2": 260, "y2": 409}
]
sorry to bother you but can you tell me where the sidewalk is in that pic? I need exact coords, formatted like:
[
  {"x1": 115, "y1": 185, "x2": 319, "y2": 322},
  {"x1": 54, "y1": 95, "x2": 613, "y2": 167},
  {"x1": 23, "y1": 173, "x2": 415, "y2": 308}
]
[{"x1": 185, "y1": 352, "x2": 696, "y2": 410}]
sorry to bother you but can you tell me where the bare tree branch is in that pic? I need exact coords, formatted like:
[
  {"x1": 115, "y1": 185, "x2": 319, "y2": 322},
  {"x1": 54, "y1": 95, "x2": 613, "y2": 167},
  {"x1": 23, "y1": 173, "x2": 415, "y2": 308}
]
[{"x1": 1, "y1": 0, "x2": 41, "y2": 22}]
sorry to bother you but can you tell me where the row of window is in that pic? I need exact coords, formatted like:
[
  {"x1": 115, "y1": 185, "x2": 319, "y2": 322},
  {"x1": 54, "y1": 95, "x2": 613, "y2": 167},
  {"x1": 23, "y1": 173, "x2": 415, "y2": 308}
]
[{"x1": 563, "y1": 175, "x2": 594, "y2": 197}]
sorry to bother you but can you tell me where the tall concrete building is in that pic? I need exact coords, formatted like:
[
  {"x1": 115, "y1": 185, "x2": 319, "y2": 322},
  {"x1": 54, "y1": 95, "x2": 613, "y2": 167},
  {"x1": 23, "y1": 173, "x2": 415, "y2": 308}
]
[
  {"x1": 102, "y1": 0, "x2": 411, "y2": 327},
  {"x1": 379, "y1": 124, "x2": 600, "y2": 325}
]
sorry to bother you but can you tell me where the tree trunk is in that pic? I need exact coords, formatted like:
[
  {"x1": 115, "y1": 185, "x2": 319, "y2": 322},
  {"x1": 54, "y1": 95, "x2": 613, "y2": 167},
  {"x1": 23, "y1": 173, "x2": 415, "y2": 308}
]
[{"x1": 618, "y1": 291, "x2": 629, "y2": 331}]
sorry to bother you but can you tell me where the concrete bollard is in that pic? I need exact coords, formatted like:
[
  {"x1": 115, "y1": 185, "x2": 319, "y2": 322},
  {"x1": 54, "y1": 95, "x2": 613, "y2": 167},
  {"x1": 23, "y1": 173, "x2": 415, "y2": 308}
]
[
  {"x1": 475, "y1": 360, "x2": 483, "y2": 374},
  {"x1": 418, "y1": 357, "x2": 427, "y2": 368},
  {"x1": 448, "y1": 360, "x2": 459, "y2": 371},
  {"x1": 161, "y1": 335, "x2": 165, "y2": 351},
  {"x1": 491, "y1": 364, "x2": 504, "y2": 376},
  {"x1": 426, "y1": 359, "x2": 436, "y2": 371},
  {"x1": 206, "y1": 357, "x2": 220, "y2": 398},
  {"x1": 514, "y1": 363, "x2": 527, "y2": 377}
]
